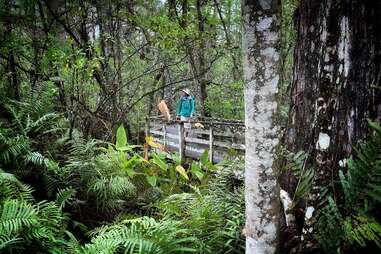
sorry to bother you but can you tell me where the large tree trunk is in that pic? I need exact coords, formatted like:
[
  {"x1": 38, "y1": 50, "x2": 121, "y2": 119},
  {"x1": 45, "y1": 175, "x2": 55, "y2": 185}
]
[
  {"x1": 242, "y1": 0, "x2": 281, "y2": 253},
  {"x1": 284, "y1": 0, "x2": 381, "y2": 250}
]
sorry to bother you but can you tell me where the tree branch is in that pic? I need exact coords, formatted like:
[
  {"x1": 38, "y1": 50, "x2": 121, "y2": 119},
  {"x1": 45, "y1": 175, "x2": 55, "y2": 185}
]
[{"x1": 126, "y1": 52, "x2": 221, "y2": 111}]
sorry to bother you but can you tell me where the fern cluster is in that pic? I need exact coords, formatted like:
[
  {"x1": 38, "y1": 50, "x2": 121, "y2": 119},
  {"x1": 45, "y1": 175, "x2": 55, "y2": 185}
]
[
  {"x1": 316, "y1": 121, "x2": 381, "y2": 252},
  {"x1": 156, "y1": 161, "x2": 245, "y2": 254},
  {"x1": 0, "y1": 99, "x2": 64, "y2": 179},
  {"x1": 0, "y1": 170, "x2": 75, "y2": 253},
  {"x1": 81, "y1": 216, "x2": 196, "y2": 254},
  {"x1": 79, "y1": 162, "x2": 245, "y2": 254}
]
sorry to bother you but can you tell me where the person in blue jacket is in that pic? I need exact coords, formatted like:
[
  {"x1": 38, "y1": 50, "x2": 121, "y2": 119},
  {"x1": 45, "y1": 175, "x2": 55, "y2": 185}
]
[{"x1": 176, "y1": 88, "x2": 195, "y2": 132}]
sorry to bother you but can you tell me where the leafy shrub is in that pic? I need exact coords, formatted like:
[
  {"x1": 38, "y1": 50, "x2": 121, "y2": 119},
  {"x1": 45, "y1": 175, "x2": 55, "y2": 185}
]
[{"x1": 156, "y1": 161, "x2": 245, "y2": 254}]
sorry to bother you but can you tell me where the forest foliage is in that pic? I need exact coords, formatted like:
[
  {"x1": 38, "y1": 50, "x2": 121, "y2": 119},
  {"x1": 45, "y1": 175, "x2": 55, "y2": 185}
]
[{"x1": 0, "y1": 98, "x2": 245, "y2": 253}]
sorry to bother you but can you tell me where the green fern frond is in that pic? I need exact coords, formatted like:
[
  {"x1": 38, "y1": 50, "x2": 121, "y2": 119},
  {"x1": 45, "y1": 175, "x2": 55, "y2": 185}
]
[
  {"x1": 24, "y1": 151, "x2": 48, "y2": 167},
  {"x1": 3, "y1": 102, "x2": 25, "y2": 135},
  {"x1": 56, "y1": 187, "x2": 77, "y2": 209},
  {"x1": 0, "y1": 235, "x2": 21, "y2": 250},
  {"x1": 343, "y1": 216, "x2": 381, "y2": 249},
  {"x1": 0, "y1": 135, "x2": 30, "y2": 164},
  {"x1": 84, "y1": 216, "x2": 196, "y2": 254},
  {"x1": 284, "y1": 150, "x2": 314, "y2": 202},
  {"x1": 317, "y1": 121, "x2": 381, "y2": 251},
  {"x1": 0, "y1": 170, "x2": 34, "y2": 202},
  {"x1": 155, "y1": 164, "x2": 245, "y2": 254},
  {"x1": 316, "y1": 197, "x2": 344, "y2": 252},
  {"x1": 0, "y1": 199, "x2": 38, "y2": 235},
  {"x1": 157, "y1": 193, "x2": 198, "y2": 217},
  {"x1": 25, "y1": 112, "x2": 60, "y2": 134},
  {"x1": 294, "y1": 167, "x2": 314, "y2": 202},
  {"x1": 89, "y1": 176, "x2": 136, "y2": 212}
]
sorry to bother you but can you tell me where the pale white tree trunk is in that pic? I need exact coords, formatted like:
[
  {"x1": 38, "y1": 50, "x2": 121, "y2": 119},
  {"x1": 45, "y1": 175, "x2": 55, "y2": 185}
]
[{"x1": 241, "y1": 1, "x2": 281, "y2": 253}]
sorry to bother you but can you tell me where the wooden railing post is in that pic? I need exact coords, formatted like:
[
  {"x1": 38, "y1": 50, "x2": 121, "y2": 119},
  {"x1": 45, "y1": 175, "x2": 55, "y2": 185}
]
[
  {"x1": 209, "y1": 125, "x2": 214, "y2": 162},
  {"x1": 163, "y1": 123, "x2": 167, "y2": 146},
  {"x1": 178, "y1": 122, "x2": 185, "y2": 163}
]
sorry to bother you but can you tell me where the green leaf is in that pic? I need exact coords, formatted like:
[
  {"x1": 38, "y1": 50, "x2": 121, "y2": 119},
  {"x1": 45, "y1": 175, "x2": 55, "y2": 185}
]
[
  {"x1": 123, "y1": 154, "x2": 140, "y2": 168},
  {"x1": 116, "y1": 125, "x2": 127, "y2": 149},
  {"x1": 193, "y1": 170, "x2": 204, "y2": 181},
  {"x1": 200, "y1": 150, "x2": 209, "y2": 165},
  {"x1": 368, "y1": 119, "x2": 381, "y2": 135},
  {"x1": 151, "y1": 153, "x2": 168, "y2": 173},
  {"x1": 191, "y1": 163, "x2": 204, "y2": 181},
  {"x1": 122, "y1": 154, "x2": 139, "y2": 177},
  {"x1": 146, "y1": 175, "x2": 157, "y2": 187},
  {"x1": 116, "y1": 145, "x2": 141, "y2": 152}
]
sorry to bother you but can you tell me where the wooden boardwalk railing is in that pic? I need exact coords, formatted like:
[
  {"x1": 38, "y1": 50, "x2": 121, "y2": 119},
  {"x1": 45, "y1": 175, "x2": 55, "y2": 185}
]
[{"x1": 146, "y1": 115, "x2": 245, "y2": 163}]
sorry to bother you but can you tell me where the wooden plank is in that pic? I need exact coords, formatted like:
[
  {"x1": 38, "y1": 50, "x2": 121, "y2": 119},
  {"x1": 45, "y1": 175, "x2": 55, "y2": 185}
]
[
  {"x1": 184, "y1": 136, "x2": 210, "y2": 145},
  {"x1": 163, "y1": 123, "x2": 167, "y2": 146},
  {"x1": 144, "y1": 117, "x2": 150, "y2": 160},
  {"x1": 150, "y1": 130, "x2": 178, "y2": 140},
  {"x1": 192, "y1": 128, "x2": 244, "y2": 139},
  {"x1": 214, "y1": 140, "x2": 246, "y2": 150}
]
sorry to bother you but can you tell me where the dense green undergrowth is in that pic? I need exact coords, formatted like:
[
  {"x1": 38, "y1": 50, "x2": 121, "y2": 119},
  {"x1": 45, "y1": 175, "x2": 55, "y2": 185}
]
[
  {"x1": 2, "y1": 99, "x2": 381, "y2": 254},
  {"x1": 0, "y1": 99, "x2": 245, "y2": 253}
]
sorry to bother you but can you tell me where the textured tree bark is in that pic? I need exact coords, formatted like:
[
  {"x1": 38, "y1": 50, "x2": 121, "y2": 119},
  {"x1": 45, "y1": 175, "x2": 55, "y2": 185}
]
[
  {"x1": 242, "y1": 0, "x2": 281, "y2": 253},
  {"x1": 284, "y1": 0, "x2": 381, "y2": 251}
]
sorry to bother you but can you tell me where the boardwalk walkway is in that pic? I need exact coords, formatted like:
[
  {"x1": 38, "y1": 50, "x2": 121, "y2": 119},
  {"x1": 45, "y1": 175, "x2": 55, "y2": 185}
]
[{"x1": 146, "y1": 116, "x2": 245, "y2": 163}]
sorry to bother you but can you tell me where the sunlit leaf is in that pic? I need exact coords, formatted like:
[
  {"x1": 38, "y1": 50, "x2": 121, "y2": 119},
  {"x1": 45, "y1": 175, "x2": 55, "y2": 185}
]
[
  {"x1": 191, "y1": 163, "x2": 204, "y2": 181},
  {"x1": 200, "y1": 150, "x2": 209, "y2": 165},
  {"x1": 145, "y1": 136, "x2": 160, "y2": 148},
  {"x1": 151, "y1": 153, "x2": 168, "y2": 173},
  {"x1": 117, "y1": 145, "x2": 141, "y2": 152},
  {"x1": 176, "y1": 165, "x2": 189, "y2": 180},
  {"x1": 116, "y1": 125, "x2": 127, "y2": 149}
]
